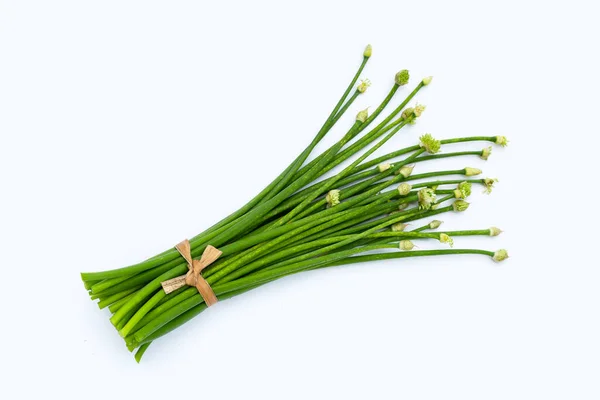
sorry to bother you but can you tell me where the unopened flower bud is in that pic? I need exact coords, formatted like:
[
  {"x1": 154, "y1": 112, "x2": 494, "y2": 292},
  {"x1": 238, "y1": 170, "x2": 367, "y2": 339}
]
[
  {"x1": 391, "y1": 222, "x2": 408, "y2": 232},
  {"x1": 495, "y1": 136, "x2": 509, "y2": 147},
  {"x1": 419, "y1": 133, "x2": 440, "y2": 154},
  {"x1": 480, "y1": 146, "x2": 492, "y2": 160},
  {"x1": 452, "y1": 200, "x2": 470, "y2": 212},
  {"x1": 399, "y1": 240, "x2": 415, "y2": 251},
  {"x1": 464, "y1": 167, "x2": 482, "y2": 176},
  {"x1": 355, "y1": 107, "x2": 369, "y2": 123},
  {"x1": 401, "y1": 107, "x2": 415, "y2": 120},
  {"x1": 439, "y1": 233, "x2": 454, "y2": 247},
  {"x1": 398, "y1": 202, "x2": 409, "y2": 211},
  {"x1": 357, "y1": 79, "x2": 371, "y2": 94},
  {"x1": 326, "y1": 189, "x2": 340, "y2": 207},
  {"x1": 489, "y1": 227, "x2": 502, "y2": 236},
  {"x1": 493, "y1": 249, "x2": 509, "y2": 262},
  {"x1": 397, "y1": 183, "x2": 412, "y2": 196},
  {"x1": 418, "y1": 188, "x2": 436, "y2": 210},
  {"x1": 453, "y1": 181, "x2": 472, "y2": 199},
  {"x1": 429, "y1": 220, "x2": 443, "y2": 229},
  {"x1": 378, "y1": 163, "x2": 391, "y2": 172},
  {"x1": 398, "y1": 164, "x2": 414, "y2": 178},
  {"x1": 422, "y1": 76, "x2": 433, "y2": 86},
  {"x1": 395, "y1": 69, "x2": 410, "y2": 86},
  {"x1": 363, "y1": 44, "x2": 372, "y2": 58},
  {"x1": 483, "y1": 177, "x2": 498, "y2": 194}
]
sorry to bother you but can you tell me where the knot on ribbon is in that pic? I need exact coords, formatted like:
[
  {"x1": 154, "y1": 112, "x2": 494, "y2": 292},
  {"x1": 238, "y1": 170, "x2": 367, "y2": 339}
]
[{"x1": 160, "y1": 239, "x2": 222, "y2": 307}]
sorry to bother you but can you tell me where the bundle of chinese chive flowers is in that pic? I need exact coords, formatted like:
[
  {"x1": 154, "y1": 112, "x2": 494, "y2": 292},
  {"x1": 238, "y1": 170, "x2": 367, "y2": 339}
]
[{"x1": 81, "y1": 44, "x2": 509, "y2": 362}]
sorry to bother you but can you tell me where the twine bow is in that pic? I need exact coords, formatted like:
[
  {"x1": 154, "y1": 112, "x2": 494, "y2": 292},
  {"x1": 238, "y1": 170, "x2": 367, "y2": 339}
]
[{"x1": 160, "y1": 239, "x2": 222, "y2": 306}]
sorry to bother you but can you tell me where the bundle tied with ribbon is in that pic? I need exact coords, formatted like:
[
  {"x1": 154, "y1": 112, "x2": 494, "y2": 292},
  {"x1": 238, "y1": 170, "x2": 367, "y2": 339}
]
[{"x1": 160, "y1": 239, "x2": 222, "y2": 306}]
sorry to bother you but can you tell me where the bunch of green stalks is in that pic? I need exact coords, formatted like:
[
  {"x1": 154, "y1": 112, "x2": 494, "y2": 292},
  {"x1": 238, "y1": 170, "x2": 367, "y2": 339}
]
[{"x1": 81, "y1": 45, "x2": 509, "y2": 362}]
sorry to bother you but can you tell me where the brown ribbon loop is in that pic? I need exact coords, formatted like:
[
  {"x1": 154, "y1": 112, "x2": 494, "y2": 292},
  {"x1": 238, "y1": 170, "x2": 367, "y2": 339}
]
[{"x1": 160, "y1": 239, "x2": 222, "y2": 307}]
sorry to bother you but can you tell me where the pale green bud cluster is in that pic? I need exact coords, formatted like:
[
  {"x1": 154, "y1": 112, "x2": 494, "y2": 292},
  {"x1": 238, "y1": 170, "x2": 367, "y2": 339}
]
[
  {"x1": 454, "y1": 181, "x2": 472, "y2": 199},
  {"x1": 422, "y1": 76, "x2": 433, "y2": 85},
  {"x1": 399, "y1": 240, "x2": 415, "y2": 251},
  {"x1": 480, "y1": 146, "x2": 492, "y2": 160},
  {"x1": 395, "y1": 69, "x2": 410, "y2": 86},
  {"x1": 356, "y1": 108, "x2": 369, "y2": 123},
  {"x1": 429, "y1": 220, "x2": 443, "y2": 229},
  {"x1": 391, "y1": 222, "x2": 409, "y2": 232},
  {"x1": 357, "y1": 79, "x2": 371, "y2": 94},
  {"x1": 397, "y1": 183, "x2": 412, "y2": 196},
  {"x1": 419, "y1": 133, "x2": 441, "y2": 154},
  {"x1": 396, "y1": 164, "x2": 414, "y2": 178},
  {"x1": 378, "y1": 163, "x2": 391, "y2": 172},
  {"x1": 363, "y1": 44, "x2": 372, "y2": 58},
  {"x1": 489, "y1": 227, "x2": 502, "y2": 236},
  {"x1": 493, "y1": 249, "x2": 509, "y2": 262},
  {"x1": 495, "y1": 136, "x2": 509, "y2": 147},
  {"x1": 326, "y1": 189, "x2": 340, "y2": 207},
  {"x1": 418, "y1": 188, "x2": 436, "y2": 210}
]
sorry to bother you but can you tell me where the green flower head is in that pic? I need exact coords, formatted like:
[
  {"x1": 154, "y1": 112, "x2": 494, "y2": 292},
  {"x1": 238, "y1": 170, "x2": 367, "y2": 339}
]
[
  {"x1": 401, "y1": 107, "x2": 415, "y2": 121},
  {"x1": 417, "y1": 188, "x2": 436, "y2": 210},
  {"x1": 454, "y1": 181, "x2": 472, "y2": 199},
  {"x1": 395, "y1": 69, "x2": 410, "y2": 86},
  {"x1": 419, "y1": 133, "x2": 441, "y2": 154}
]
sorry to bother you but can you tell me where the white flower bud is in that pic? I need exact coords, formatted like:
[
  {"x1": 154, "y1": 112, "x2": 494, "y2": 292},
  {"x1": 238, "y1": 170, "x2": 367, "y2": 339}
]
[
  {"x1": 399, "y1": 240, "x2": 415, "y2": 251},
  {"x1": 356, "y1": 107, "x2": 369, "y2": 123},
  {"x1": 378, "y1": 163, "x2": 391, "y2": 172},
  {"x1": 397, "y1": 183, "x2": 412, "y2": 196},
  {"x1": 398, "y1": 164, "x2": 414, "y2": 178},
  {"x1": 391, "y1": 222, "x2": 408, "y2": 232},
  {"x1": 422, "y1": 76, "x2": 433, "y2": 86},
  {"x1": 464, "y1": 167, "x2": 482, "y2": 176},
  {"x1": 489, "y1": 227, "x2": 503, "y2": 236},
  {"x1": 429, "y1": 220, "x2": 443, "y2": 229},
  {"x1": 357, "y1": 79, "x2": 371, "y2": 94},
  {"x1": 439, "y1": 233, "x2": 454, "y2": 247},
  {"x1": 493, "y1": 249, "x2": 509, "y2": 262}
]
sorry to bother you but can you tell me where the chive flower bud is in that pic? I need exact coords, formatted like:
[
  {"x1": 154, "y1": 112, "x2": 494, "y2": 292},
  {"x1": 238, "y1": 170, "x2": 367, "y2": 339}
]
[
  {"x1": 363, "y1": 44, "x2": 372, "y2": 58},
  {"x1": 413, "y1": 103, "x2": 426, "y2": 118},
  {"x1": 399, "y1": 240, "x2": 415, "y2": 251},
  {"x1": 356, "y1": 107, "x2": 369, "y2": 123},
  {"x1": 419, "y1": 133, "x2": 441, "y2": 154},
  {"x1": 397, "y1": 164, "x2": 414, "y2": 178},
  {"x1": 483, "y1": 177, "x2": 498, "y2": 194},
  {"x1": 429, "y1": 220, "x2": 443, "y2": 229},
  {"x1": 495, "y1": 136, "x2": 509, "y2": 147},
  {"x1": 480, "y1": 146, "x2": 492, "y2": 160},
  {"x1": 401, "y1": 107, "x2": 415, "y2": 121},
  {"x1": 452, "y1": 200, "x2": 470, "y2": 212},
  {"x1": 417, "y1": 188, "x2": 436, "y2": 210},
  {"x1": 422, "y1": 76, "x2": 433, "y2": 85},
  {"x1": 489, "y1": 227, "x2": 503, "y2": 236},
  {"x1": 357, "y1": 79, "x2": 371, "y2": 94},
  {"x1": 378, "y1": 163, "x2": 391, "y2": 172},
  {"x1": 439, "y1": 233, "x2": 454, "y2": 247},
  {"x1": 391, "y1": 222, "x2": 409, "y2": 232},
  {"x1": 493, "y1": 249, "x2": 509, "y2": 262},
  {"x1": 464, "y1": 167, "x2": 482, "y2": 176},
  {"x1": 398, "y1": 202, "x2": 409, "y2": 211},
  {"x1": 453, "y1": 181, "x2": 472, "y2": 199},
  {"x1": 395, "y1": 69, "x2": 410, "y2": 86},
  {"x1": 326, "y1": 189, "x2": 340, "y2": 207},
  {"x1": 397, "y1": 183, "x2": 412, "y2": 196}
]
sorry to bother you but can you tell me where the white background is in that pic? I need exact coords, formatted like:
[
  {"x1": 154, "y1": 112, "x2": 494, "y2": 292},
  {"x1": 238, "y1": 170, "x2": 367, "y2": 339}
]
[{"x1": 1, "y1": 1, "x2": 598, "y2": 399}]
